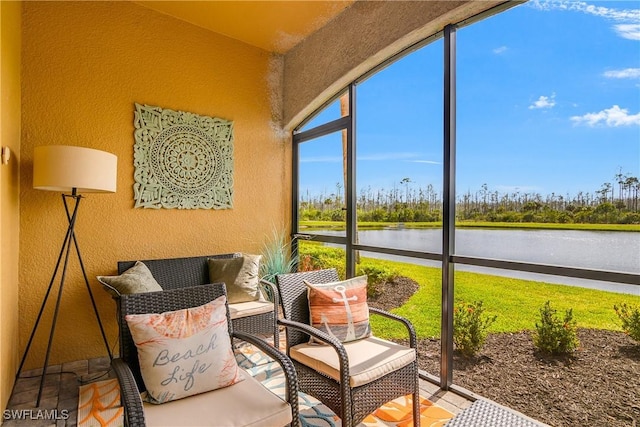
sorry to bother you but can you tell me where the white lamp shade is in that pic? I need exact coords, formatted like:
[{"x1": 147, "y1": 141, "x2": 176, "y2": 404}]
[{"x1": 33, "y1": 145, "x2": 117, "y2": 193}]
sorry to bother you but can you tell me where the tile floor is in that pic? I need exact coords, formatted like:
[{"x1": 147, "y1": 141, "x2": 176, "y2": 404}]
[
  {"x1": 417, "y1": 377, "x2": 474, "y2": 417},
  {"x1": 3, "y1": 357, "x2": 115, "y2": 427}
]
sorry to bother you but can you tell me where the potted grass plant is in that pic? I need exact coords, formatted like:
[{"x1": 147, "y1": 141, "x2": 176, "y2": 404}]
[{"x1": 260, "y1": 228, "x2": 296, "y2": 284}]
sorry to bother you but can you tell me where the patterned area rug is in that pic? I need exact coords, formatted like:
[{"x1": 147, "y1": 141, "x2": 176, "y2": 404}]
[
  {"x1": 78, "y1": 342, "x2": 454, "y2": 427},
  {"x1": 235, "y1": 342, "x2": 454, "y2": 427},
  {"x1": 78, "y1": 379, "x2": 124, "y2": 427}
]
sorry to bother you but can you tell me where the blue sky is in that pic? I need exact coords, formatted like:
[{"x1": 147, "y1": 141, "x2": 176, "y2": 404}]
[{"x1": 299, "y1": 0, "x2": 640, "y2": 201}]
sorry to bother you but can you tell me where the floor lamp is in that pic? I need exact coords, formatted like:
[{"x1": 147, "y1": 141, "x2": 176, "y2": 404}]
[{"x1": 16, "y1": 145, "x2": 117, "y2": 407}]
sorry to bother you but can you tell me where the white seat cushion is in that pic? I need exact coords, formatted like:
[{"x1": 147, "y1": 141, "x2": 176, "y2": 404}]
[
  {"x1": 289, "y1": 336, "x2": 416, "y2": 387},
  {"x1": 229, "y1": 300, "x2": 274, "y2": 320},
  {"x1": 143, "y1": 370, "x2": 292, "y2": 426}
]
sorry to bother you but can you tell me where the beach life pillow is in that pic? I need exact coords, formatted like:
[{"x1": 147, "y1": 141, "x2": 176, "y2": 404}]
[
  {"x1": 125, "y1": 295, "x2": 243, "y2": 404},
  {"x1": 97, "y1": 261, "x2": 163, "y2": 297},
  {"x1": 304, "y1": 275, "x2": 371, "y2": 344},
  {"x1": 208, "y1": 254, "x2": 263, "y2": 304}
]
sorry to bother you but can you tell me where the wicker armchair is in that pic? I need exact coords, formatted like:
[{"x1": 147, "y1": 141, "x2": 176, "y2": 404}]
[
  {"x1": 274, "y1": 268, "x2": 420, "y2": 427},
  {"x1": 118, "y1": 253, "x2": 279, "y2": 347},
  {"x1": 112, "y1": 283, "x2": 299, "y2": 427}
]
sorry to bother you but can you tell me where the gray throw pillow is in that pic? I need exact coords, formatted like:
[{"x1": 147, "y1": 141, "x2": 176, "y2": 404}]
[
  {"x1": 208, "y1": 254, "x2": 262, "y2": 304},
  {"x1": 97, "y1": 261, "x2": 163, "y2": 297}
]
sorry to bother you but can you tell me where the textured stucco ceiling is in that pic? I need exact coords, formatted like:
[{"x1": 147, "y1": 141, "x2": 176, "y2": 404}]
[{"x1": 134, "y1": 1, "x2": 355, "y2": 54}]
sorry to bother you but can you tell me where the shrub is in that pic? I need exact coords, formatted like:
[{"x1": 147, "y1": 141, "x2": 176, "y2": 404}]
[
  {"x1": 356, "y1": 263, "x2": 398, "y2": 298},
  {"x1": 298, "y1": 254, "x2": 319, "y2": 272},
  {"x1": 453, "y1": 300, "x2": 497, "y2": 358},
  {"x1": 614, "y1": 303, "x2": 640, "y2": 342},
  {"x1": 297, "y1": 244, "x2": 345, "y2": 278},
  {"x1": 533, "y1": 301, "x2": 579, "y2": 355}
]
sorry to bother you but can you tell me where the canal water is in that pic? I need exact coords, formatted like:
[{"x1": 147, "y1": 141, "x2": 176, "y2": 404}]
[{"x1": 315, "y1": 228, "x2": 640, "y2": 295}]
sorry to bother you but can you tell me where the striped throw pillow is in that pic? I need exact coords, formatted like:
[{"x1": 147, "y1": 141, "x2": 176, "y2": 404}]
[{"x1": 305, "y1": 275, "x2": 371, "y2": 343}]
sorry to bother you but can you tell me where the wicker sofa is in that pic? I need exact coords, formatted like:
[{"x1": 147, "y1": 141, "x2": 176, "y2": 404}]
[{"x1": 116, "y1": 253, "x2": 279, "y2": 347}]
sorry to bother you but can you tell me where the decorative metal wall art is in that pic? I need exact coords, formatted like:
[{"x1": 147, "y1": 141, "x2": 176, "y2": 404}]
[{"x1": 133, "y1": 103, "x2": 234, "y2": 209}]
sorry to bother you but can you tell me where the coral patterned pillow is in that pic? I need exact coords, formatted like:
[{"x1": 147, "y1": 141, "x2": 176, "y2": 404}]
[
  {"x1": 305, "y1": 275, "x2": 371, "y2": 343},
  {"x1": 125, "y1": 295, "x2": 243, "y2": 404}
]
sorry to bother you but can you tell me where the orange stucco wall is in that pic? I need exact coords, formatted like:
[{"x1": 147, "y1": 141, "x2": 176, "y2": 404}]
[
  {"x1": 19, "y1": 1, "x2": 290, "y2": 368},
  {"x1": 1, "y1": 0, "x2": 22, "y2": 411}
]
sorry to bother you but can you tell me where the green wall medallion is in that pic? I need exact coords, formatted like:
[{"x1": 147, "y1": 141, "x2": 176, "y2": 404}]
[{"x1": 133, "y1": 103, "x2": 234, "y2": 209}]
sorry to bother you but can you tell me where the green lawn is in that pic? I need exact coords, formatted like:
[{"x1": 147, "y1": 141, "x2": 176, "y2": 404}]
[{"x1": 366, "y1": 258, "x2": 640, "y2": 339}]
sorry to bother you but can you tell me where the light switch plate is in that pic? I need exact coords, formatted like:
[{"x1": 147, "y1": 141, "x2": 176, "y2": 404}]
[{"x1": 1, "y1": 147, "x2": 10, "y2": 165}]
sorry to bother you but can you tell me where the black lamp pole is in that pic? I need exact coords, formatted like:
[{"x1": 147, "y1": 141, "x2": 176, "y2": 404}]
[{"x1": 15, "y1": 188, "x2": 112, "y2": 407}]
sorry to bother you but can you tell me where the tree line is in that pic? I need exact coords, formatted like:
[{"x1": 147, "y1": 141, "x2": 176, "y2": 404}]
[{"x1": 299, "y1": 173, "x2": 640, "y2": 225}]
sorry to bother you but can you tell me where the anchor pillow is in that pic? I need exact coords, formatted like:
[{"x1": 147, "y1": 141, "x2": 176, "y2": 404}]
[{"x1": 305, "y1": 275, "x2": 371, "y2": 344}]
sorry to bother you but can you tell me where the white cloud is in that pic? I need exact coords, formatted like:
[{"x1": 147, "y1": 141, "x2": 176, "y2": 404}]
[
  {"x1": 614, "y1": 23, "x2": 640, "y2": 40},
  {"x1": 406, "y1": 160, "x2": 441, "y2": 165},
  {"x1": 529, "y1": 0, "x2": 640, "y2": 40},
  {"x1": 603, "y1": 68, "x2": 640, "y2": 79},
  {"x1": 570, "y1": 105, "x2": 640, "y2": 127},
  {"x1": 359, "y1": 152, "x2": 419, "y2": 161},
  {"x1": 581, "y1": 4, "x2": 640, "y2": 21},
  {"x1": 530, "y1": 0, "x2": 640, "y2": 20},
  {"x1": 493, "y1": 46, "x2": 508, "y2": 54},
  {"x1": 529, "y1": 93, "x2": 556, "y2": 109}
]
